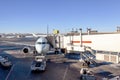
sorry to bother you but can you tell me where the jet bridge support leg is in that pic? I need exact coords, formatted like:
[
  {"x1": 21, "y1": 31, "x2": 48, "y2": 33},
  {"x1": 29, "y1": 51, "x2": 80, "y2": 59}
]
[{"x1": 79, "y1": 52, "x2": 84, "y2": 62}]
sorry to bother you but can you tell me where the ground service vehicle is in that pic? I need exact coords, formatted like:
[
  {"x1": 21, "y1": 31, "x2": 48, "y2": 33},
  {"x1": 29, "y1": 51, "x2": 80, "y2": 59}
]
[{"x1": 31, "y1": 56, "x2": 46, "y2": 72}]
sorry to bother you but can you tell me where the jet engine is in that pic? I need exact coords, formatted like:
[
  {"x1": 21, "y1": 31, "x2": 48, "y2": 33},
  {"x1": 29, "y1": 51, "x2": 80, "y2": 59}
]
[{"x1": 22, "y1": 47, "x2": 30, "y2": 53}]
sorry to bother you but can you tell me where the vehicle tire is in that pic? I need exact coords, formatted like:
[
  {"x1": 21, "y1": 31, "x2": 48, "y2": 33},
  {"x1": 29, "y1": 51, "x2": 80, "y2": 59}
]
[
  {"x1": 80, "y1": 75, "x2": 83, "y2": 80},
  {"x1": 42, "y1": 70, "x2": 45, "y2": 72},
  {"x1": 31, "y1": 70, "x2": 35, "y2": 73}
]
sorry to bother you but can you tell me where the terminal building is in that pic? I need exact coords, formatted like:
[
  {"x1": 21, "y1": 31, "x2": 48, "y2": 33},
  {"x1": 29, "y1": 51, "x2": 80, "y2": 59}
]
[{"x1": 54, "y1": 28, "x2": 120, "y2": 63}]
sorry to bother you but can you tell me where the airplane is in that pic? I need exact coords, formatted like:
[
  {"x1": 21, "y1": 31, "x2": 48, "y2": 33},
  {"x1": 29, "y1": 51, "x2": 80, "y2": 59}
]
[
  {"x1": 1, "y1": 35, "x2": 52, "y2": 55},
  {"x1": 23, "y1": 37, "x2": 50, "y2": 55}
]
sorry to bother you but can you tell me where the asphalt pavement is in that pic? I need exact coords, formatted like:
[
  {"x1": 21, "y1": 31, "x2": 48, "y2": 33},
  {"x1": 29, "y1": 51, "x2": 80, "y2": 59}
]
[
  {"x1": 0, "y1": 50, "x2": 80, "y2": 80},
  {"x1": 0, "y1": 37, "x2": 120, "y2": 80}
]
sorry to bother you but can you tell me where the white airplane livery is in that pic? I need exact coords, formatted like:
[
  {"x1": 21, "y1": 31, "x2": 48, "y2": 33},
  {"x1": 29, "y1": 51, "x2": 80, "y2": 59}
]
[
  {"x1": 34, "y1": 37, "x2": 50, "y2": 54},
  {"x1": 1, "y1": 37, "x2": 50, "y2": 55}
]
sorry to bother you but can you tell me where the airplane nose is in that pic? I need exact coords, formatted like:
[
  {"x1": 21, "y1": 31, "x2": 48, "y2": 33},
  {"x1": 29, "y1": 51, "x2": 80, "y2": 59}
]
[{"x1": 35, "y1": 44, "x2": 43, "y2": 54}]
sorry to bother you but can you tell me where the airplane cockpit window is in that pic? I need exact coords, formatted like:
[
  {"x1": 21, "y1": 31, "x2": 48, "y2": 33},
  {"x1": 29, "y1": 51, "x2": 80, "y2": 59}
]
[
  {"x1": 42, "y1": 42, "x2": 46, "y2": 44},
  {"x1": 36, "y1": 42, "x2": 42, "y2": 44},
  {"x1": 36, "y1": 42, "x2": 48, "y2": 44}
]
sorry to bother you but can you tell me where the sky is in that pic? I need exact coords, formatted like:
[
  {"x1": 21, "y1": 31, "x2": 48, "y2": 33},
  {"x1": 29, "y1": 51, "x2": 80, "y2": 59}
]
[{"x1": 0, "y1": 0, "x2": 120, "y2": 33}]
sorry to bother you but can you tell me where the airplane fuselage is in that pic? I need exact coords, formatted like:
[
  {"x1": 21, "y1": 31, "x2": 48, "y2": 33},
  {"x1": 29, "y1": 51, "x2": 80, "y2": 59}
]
[{"x1": 35, "y1": 37, "x2": 50, "y2": 54}]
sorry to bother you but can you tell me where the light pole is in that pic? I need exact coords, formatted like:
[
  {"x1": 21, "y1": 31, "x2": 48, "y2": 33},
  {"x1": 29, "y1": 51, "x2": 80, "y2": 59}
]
[
  {"x1": 79, "y1": 28, "x2": 83, "y2": 62},
  {"x1": 79, "y1": 28, "x2": 82, "y2": 47}
]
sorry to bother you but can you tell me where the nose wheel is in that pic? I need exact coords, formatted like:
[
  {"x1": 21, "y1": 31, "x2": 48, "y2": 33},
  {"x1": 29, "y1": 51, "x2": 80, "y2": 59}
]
[
  {"x1": 33, "y1": 47, "x2": 37, "y2": 55},
  {"x1": 33, "y1": 50, "x2": 37, "y2": 54}
]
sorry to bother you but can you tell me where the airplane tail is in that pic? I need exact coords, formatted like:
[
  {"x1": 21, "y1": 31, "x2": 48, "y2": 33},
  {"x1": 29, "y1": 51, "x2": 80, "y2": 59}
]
[
  {"x1": 32, "y1": 33, "x2": 38, "y2": 37},
  {"x1": 32, "y1": 33, "x2": 48, "y2": 38}
]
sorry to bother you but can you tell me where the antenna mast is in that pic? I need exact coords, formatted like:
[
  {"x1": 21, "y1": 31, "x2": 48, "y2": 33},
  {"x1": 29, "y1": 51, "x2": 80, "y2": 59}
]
[{"x1": 47, "y1": 25, "x2": 49, "y2": 36}]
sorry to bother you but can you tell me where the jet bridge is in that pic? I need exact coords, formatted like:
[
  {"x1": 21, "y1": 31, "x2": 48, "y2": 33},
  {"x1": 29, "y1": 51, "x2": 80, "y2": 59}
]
[
  {"x1": 46, "y1": 36, "x2": 56, "y2": 48},
  {"x1": 46, "y1": 35, "x2": 64, "y2": 54}
]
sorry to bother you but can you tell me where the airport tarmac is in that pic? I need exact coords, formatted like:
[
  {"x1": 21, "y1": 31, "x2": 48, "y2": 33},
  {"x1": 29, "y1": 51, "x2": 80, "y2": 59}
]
[
  {"x1": 0, "y1": 38, "x2": 80, "y2": 80},
  {"x1": 0, "y1": 37, "x2": 120, "y2": 80},
  {"x1": 0, "y1": 50, "x2": 80, "y2": 80}
]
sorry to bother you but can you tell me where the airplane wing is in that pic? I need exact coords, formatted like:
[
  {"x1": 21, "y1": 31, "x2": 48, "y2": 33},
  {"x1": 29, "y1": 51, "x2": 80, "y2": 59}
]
[
  {"x1": 0, "y1": 41, "x2": 35, "y2": 47},
  {"x1": 0, "y1": 47, "x2": 22, "y2": 51},
  {"x1": 0, "y1": 40, "x2": 35, "y2": 53}
]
